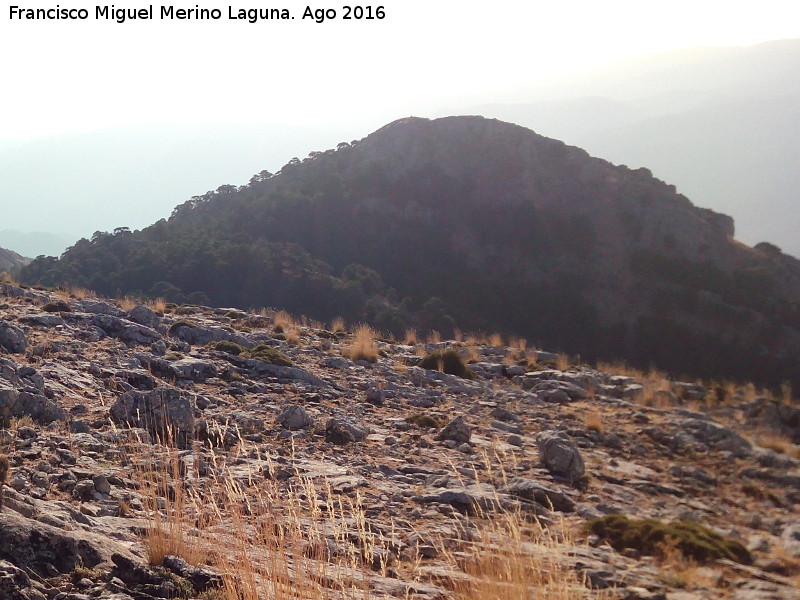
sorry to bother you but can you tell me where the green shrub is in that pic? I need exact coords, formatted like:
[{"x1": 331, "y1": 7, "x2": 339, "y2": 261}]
[
  {"x1": 587, "y1": 514, "x2": 752, "y2": 565},
  {"x1": 247, "y1": 345, "x2": 293, "y2": 367},
  {"x1": 41, "y1": 300, "x2": 71, "y2": 313},
  {"x1": 214, "y1": 341, "x2": 245, "y2": 355},
  {"x1": 167, "y1": 320, "x2": 196, "y2": 334},
  {"x1": 405, "y1": 413, "x2": 442, "y2": 429},
  {"x1": 419, "y1": 348, "x2": 475, "y2": 379}
]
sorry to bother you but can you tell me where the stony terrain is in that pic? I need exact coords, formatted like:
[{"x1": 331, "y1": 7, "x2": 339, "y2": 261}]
[{"x1": 0, "y1": 280, "x2": 799, "y2": 600}]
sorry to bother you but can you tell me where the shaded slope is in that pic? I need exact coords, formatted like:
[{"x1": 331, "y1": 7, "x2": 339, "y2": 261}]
[
  {"x1": 0, "y1": 246, "x2": 30, "y2": 271},
  {"x1": 20, "y1": 116, "x2": 800, "y2": 386}
]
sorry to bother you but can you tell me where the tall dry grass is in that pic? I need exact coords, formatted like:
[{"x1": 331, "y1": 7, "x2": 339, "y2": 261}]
[
  {"x1": 136, "y1": 438, "x2": 598, "y2": 600},
  {"x1": 330, "y1": 317, "x2": 346, "y2": 333},
  {"x1": 345, "y1": 325, "x2": 379, "y2": 363}
]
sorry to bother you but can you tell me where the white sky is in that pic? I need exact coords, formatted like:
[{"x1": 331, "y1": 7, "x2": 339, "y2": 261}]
[{"x1": 2, "y1": 0, "x2": 799, "y2": 139}]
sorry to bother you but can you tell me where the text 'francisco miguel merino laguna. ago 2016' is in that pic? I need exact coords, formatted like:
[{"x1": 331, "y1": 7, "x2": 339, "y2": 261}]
[{"x1": 8, "y1": 4, "x2": 386, "y2": 23}]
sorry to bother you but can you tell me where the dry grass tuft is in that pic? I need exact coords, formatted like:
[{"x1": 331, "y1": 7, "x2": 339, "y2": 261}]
[
  {"x1": 272, "y1": 310, "x2": 293, "y2": 332},
  {"x1": 345, "y1": 324, "x2": 379, "y2": 363},
  {"x1": 0, "y1": 272, "x2": 17, "y2": 284},
  {"x1": 440, "y1": 511, "x2": 593, "y2": 600},
  {"x1": 330, "y1": 316, "x2": 346, "y2": 333},
  {"x1": 555, "y1": 353, "x2": 570, "y2": 371},
  {"x1": 752, "y1": 430, "x2": 797, "y2": 454},
  {"x1": 404, "y1": 328, "x2": 418, "y2": 345},
  {"x1": 427, "y1": 330, "x2": 442, "y2": 344},
  {"x1": 584, "y1": 409, "x2": 604, "y2": 434},
  {"x1": 488, "y1": 332, "x2": 504, "y2": 347},
  {"x1": 147, "y1": 297, "x2": 167, "y2": 313},
  {"x1": 119, "y1": 297, "x2": 138, "y2": 312},
  {"x1": 55, "y1": 285, "x2": 94, "y2": 301}
]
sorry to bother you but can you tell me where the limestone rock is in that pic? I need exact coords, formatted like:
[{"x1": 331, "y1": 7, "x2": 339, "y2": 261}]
[
  {"x1": 109, "y1": 387, "x2": 196, "y2": 447},
  {"x1": 435, "y1": 415, "x2": 471, "y2": 444},
  {"x1": 278, "y1": 404, "x2": 313, "y2": 430},
  {"x1": 127, "y1": 305, "x2": 160, "y2": 329},
  {"x1": 537, "y1": 430, "x2": 585, "y2": 479},
  {"x1": 0, "y1": 321, "x2": 27, "y2": 354}
]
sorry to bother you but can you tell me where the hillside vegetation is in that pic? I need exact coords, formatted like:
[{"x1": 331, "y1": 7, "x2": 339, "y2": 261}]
[
  {"x1": 0, "y1": 246, "x2": 29, "y2": 271},
  {"x1": 20, "y1": 116, "x2": 800, "y2": 387}
]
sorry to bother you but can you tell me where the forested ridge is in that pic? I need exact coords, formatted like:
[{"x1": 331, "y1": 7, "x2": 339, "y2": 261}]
[{"x1": 20, "y1": 116, "x2": 800, "y2": 387}]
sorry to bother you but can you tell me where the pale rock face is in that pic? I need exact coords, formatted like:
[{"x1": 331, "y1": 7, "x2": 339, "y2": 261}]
[
  {"x1": 278, "y1": 404, "x2": 313, "y2": 430},
  {"x1": 537, "y1": 430, "x2": 585, "y2": 480},
  {"x1": 435, "y1": 415, "x2": 471, "y2": 444},
  {"x1": 109, "y1": 387, "x2": 196, "y2": 448},
  {"x1": 0, "y1": 321, "x2": 27, "y2": 354}
]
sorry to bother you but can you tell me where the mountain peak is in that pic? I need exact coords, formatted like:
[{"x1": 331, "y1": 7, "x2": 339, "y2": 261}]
[{"x1": 19, "y1": 117, "x2": 800, "y2": 387}]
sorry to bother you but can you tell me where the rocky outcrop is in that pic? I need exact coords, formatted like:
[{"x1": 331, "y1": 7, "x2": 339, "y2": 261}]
[
  {"x1": 0, "y1": 281, "x2": 797, "y2": 600},
  {"x1": 109, "y1": 388, "x2": 196, "y2": 447}
]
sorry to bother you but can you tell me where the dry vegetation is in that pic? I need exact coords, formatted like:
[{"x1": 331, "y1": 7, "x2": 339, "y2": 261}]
[
  {"x1": 330, "y1": 317, "x2": 346, "y2": 334},
  {"x1": 132, "y1": 432, "x2": 599, "y2": 600},
  {"x1": 344, "y1": 324, "x2": 379, "y2": 363}
]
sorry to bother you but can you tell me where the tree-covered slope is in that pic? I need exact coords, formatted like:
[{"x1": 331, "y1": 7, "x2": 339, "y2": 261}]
[{"x1": 21, "y1": 116, "x2": 800, "y2": 386}]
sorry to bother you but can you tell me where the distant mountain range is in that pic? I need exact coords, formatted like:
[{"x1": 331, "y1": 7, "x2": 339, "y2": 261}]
[
  {"x1": 0, "y1": 122, "x2": 349, "y2": 256},
  {"x1": 20, "y1": 116, "x2": 800, "y2": 387},
  {"x1": 455, "y1": 38, "x2": 800, "y2": 257}
]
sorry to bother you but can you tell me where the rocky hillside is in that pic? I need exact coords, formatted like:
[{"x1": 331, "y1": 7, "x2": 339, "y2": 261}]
[
  {"x1": 19, "y1": 116, "x2": 800, "y2": 387},
  {"x1": 0, "y1": 282, "x2": 799, "y2": 599},
  {"x1": 0, "y1": 247, "x2": 29, "y2": 271}
]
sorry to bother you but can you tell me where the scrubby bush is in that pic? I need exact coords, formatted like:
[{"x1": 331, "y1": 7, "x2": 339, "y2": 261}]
[
  {"x1": 405, "y1": 413, "x2": 442, "y2": 429},
  {"x1": 213, "y1": 341, "x2": 245, "y2": 356},
  {"x1": 167, "y1": 320, "x2": 196, "y2": 334},
  {"x1": 212, "y1": 340, "x2": 292, "y2": 366},
  {"x1": 419, "y1": 348, "x2": 475, "y2": 379},
  {"x1": 247, "y1": 345, "x2": 293, "y2": 367},
  {"x1": 41, "y1": 300, "x2": 71, "y2": 313},
  {"x1": 587, "y1": 514, "x2": 752, "y2": 564}
]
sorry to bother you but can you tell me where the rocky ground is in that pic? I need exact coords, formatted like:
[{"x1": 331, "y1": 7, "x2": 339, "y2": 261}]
[{"x1": 0, "y1": 280, "x2": 799, "y2": 600}]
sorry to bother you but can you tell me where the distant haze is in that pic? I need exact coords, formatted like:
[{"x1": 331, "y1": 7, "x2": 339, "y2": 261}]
[{"x1": 454, "y1": 39, "x2": 800, "y2": 257}]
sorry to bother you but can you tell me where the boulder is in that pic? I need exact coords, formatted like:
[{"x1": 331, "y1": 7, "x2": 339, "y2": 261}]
[
  {"x1": 127, "y1": 305, "x2": 160, "y2": 329},
  {"x1": 278, "y1": 404, "x2": 313, "y2": 430},
  {"x1": 0, "y1": 383, "x2": 65, "y2": 424},
  {"x1": 109, "y1": 388, "x2": 196, "y2": 447},
  {"x1": 170, "y1": 358, "x2": 217, "y2": 382},
  {"x1": 73, "y1": 300, "x2": 124, "y2": 316},
  {"x1": 0, "y1": 510, "x2": 130, "y2": 577},
  {"x1": 325, "y1": 417, "x2": 368, "y2": 444},
  {"x1": 435, "y1": 415, "x2": 471, "y2": 444},
  {"x1": 537, "y1": 430, "x2": 585, "y2": 479},
  {"x1": 501, "y1": 477, "x2": 575, "y2": 512},
  {"x1": 0, "y1": 321, "x2": 26, "y2": 354},
  {"x1": 0, "y1": 559, "x2": 46, "y2": 600}
]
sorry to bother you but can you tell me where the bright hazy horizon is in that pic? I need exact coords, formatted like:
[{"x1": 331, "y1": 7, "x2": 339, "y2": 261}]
[{"x1": 2, "y1": 0, "x2": 799, "y2": 140}]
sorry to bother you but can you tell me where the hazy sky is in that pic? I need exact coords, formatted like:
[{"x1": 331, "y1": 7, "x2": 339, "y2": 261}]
[{"x1": 2, "y1": 0, "x2": 799, "y2": 139}]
